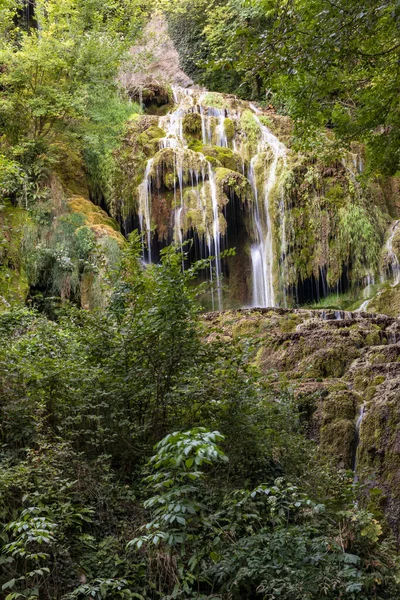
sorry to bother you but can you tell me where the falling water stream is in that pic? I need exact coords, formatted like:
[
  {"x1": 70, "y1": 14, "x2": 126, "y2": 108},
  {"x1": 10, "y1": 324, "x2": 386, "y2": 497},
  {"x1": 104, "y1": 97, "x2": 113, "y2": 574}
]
[
  {"x1": 383, "y1": 220, "x2": 400, "y2": 286},
  {"x1": 248, "y1": 111, "x2": 286, "y2": 308},
  {"x1": 353, "y1": 403, "x2": 366, "y2": 484},
  {"x1": 356, "y1": 221, "x2": 400, "y2": 312}
]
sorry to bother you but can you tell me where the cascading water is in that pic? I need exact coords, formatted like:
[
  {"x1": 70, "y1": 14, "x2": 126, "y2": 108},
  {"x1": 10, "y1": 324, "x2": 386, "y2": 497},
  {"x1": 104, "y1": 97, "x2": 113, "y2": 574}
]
[
  {"x1": 356, "y1": 221, "x2": 400, "y2": 312},
  {"x1": 138, "y1": 158, "x2": 154, "y2": 263},
  {"x1": 353, "y1": 403, "x2": 366, "y2": 483},
  {"x1": 383, "y1": 220, "x2": 400, "y2": 286},
  {"x1": 135, "y1": 85, "x2": 287, "y2": 310},
  {"x1": 248, "y1": 109, "x2": 287, "y2": 308}
]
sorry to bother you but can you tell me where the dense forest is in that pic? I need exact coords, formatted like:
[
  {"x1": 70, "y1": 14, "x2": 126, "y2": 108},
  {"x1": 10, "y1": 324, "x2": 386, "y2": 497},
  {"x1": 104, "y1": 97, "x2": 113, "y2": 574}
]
[{"x1": 1, "y1": 1, "x2": 400, "y2": 598}]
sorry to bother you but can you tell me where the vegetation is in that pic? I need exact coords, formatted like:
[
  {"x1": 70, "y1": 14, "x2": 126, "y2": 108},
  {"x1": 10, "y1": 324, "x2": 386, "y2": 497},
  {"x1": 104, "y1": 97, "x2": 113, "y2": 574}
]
[
  {"x1": 1, "y1": 237, "x2": 400, "y2": 599},
  {"x1": 1, "y1": 1, "x2": 400, "y2": 598},
  {"x1": 0, "y1": 0, "x2": 148, "y2": 310},
  {"x1": 164, "y1": 0, "x2": 400, "y2": 175}
]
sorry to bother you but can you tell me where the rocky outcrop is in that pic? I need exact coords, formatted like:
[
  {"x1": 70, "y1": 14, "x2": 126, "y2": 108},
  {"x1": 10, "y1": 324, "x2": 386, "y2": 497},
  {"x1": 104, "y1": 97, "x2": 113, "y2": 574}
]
[
  {"x1": 205, "y1": 308, "x2": 400, "y2": 539},
  {"x1": 120, "y1": 14, "x2": 193, "y2": 108}
]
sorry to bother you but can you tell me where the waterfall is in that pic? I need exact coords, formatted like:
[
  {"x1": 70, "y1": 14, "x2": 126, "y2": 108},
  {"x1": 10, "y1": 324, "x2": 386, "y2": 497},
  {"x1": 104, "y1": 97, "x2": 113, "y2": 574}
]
[
  {"x1": 135, "y1": 86, "x2": 287, "y2": 309},
  {"x1": 138, "y1": 158, "x2": 154, "y2": 263},
  {"x1": 208, "y1": 164, "x2": 222, "y2": 309},
  {"x1": 248, "y1": 109, "x2": 287, "y2": 308},
  {"x1": 383, "y1": 220, "x2": 400, "y2": 286},
  {"x1": 249, "y1": 158, "x2": 269, "y2": 307},
  {"x1": 353, "y1": 403, "x2": 366, "y2": 483},
  {"x1": 357, "y1": 299, "x2": 371, "y2": 313}
]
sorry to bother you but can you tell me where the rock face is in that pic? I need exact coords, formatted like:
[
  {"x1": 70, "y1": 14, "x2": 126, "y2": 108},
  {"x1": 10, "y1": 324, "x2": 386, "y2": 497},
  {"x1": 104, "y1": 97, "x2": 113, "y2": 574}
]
[
  {"x1": 205, "y1": 308, "x2": 400, "y2": 540},
  {"x1": 0, "y1": 175, "x2": 125, "y2": 313}
]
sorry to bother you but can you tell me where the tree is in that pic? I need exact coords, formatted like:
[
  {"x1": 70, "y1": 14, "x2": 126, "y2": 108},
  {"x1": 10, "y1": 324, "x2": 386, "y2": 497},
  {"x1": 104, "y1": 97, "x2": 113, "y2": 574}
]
[
  {"x1": 185, "y1": 0, "x2": 400, "y2": 174},
  {"x1": 0, "y1": 0, "x2": 149, "y2": 202}
]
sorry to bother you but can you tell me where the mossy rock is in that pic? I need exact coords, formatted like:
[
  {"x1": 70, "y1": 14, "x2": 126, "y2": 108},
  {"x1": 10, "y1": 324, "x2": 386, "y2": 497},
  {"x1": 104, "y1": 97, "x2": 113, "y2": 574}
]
[
  {"x1": 205, "y1": 155, "x2": 222, "y2": 168},
  {"x1": 278, "y1": 314, "x2": 303, "y2": 333},
  {"x1": 137, "y1": 126, "x2": 166, "y2": 157},
  {"x1": 188, "y1": 139, "x2": 204, "y2": 153},
  {"x1": 215, "y1": 168, "x2": 251, "y2": 203},
  {"x1": 240, "y1": 110, "x2": 261, "y2": 145},
  {"x1": 128, "y1": 83, "x2": 171, "y2": 107},
  {"x1": 53, "y1": 138, "x2": 88, "y2": 197},
  {"x1": 200, "y1": 146, "x2": 242, "y2": 172},
  {"x1": 320, "y1": 419, "x2": 355, "y2": 467},
  {"x1": 151, "y1": 148, "x2": 205, "y2": 187},
  {"x1": 224, "y1": 118, "x2": 235, "y2": 142},
  {"x1": 303, "y1": 345, "x2": 359, "y2": 379},
  {"x1": 202, "y1": 93, "x2": 226, "y2": 109},
  {"x1": 365, "y1": 326, "x2": 383, "y2": 346},
  {"x1": 0, "y1": 201, "x2": 31, "y2": 309},
  {"x1": 368, "y1": 285, "x2": 400, "y2": 317},
  {"x1": 183, "y1": 113, "x2": 202, "y2": 138},
  {"x1": 68, "y1": 196, "x2": 125, "y2": 245},
  {"x1": 322, "y1": 390, "x2": 357, "y2": 423},
  {"x1": 0, "y1": 266, "x2": 29, "y2": 310}
]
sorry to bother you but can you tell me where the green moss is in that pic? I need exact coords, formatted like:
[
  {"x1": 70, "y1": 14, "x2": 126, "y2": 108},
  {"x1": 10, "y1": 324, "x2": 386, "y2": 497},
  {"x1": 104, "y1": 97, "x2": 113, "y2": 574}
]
[
  {"x1": 202, "y1": 93, "x2": 226, "y2": 109},
  {"x1": 320, "y1": 419, "x2": 355, "y2": 467},
  {"x1": 365, "y1": 327, "x2": 382, "y2": 346},
  {"x1": 240, "y1": 110, "x2": 261, "y2": 145},
  {"x1": 368, "y1": 285, "x2": 400, "y2": 317},
  {"x1": 0, "y1": 201, "x2": 31, "y2": 309},
  {"x1": 201, "y1": 146, "x2": 242, "y2": 172},
  {"x1": 68, "y1": 196, "x2": 120, "y2": 233},
  {"x1": 322, "y1": 391, "x2": 357, "y2": 422},
  {"x1": 259, "y1": 115, "x2": 273, "y2": 129},
  {"x1": 306, "y1": 346, "x2": 359, "y2": 378},
  {"x1": 319, "y1": 391, "x2": 357, "y2": 467},
  {"x1": 0, "y1": 266, "x2": 29, "y2": 309},
  {"x1": 224, "y1": 118, "x2": 235, "y2": 142},
  {"x1": 324, "y1": 182, "x2": 347, "y2": 203},
  {"x1": 278, "y1": 314, "x2": 303, "y2": 333},
  {"x1": 137, "y1": 125, "x2": 166, "y2": 157},
  {"x1": 215, "y1": 168, "x2": 251, "y2": 203},
  {"x1": 188, "y1": 139, "x2": 204, "y2": 153},
  {"x1": 183, "y1": 113, "x2": 202, "y2": 138},
  {"x1": 205, "y1": 155, "x2": 221, "y2": 168}
]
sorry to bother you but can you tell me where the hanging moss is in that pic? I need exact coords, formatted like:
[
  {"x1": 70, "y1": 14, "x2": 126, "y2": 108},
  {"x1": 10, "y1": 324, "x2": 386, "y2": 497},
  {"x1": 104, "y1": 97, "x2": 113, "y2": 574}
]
[
  {"x1": 280, "y1": 152, "x2": 387, "y2": 295},
  {"x1": 214, "y1": 168, "x2": 252, "y2": 203},
  {"x1": 151, "y1": 148, "x2": 206, "y2": 190}
]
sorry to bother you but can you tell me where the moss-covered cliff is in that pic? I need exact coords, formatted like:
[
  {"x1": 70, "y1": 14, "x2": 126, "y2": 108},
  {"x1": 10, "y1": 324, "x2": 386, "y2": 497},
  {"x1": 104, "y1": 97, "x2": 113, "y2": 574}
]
[{"x1": 205, "y1": 308, "x2": 400, "y2": 539}]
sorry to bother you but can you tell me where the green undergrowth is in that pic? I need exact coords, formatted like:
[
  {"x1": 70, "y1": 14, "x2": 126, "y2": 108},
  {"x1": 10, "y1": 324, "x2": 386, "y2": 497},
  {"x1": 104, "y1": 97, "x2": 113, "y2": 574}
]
[{"x1": 1, "y1": 239, "x2": 399, "y2": 598}]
